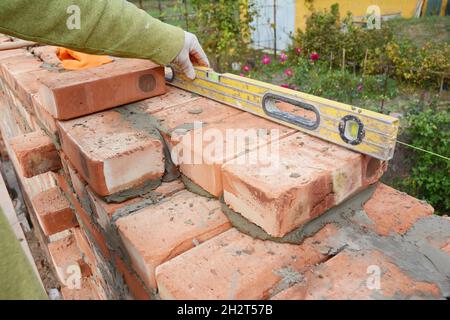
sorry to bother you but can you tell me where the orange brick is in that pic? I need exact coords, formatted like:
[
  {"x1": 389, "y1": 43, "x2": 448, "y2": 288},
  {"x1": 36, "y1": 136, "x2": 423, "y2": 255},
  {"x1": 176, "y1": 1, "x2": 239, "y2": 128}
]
[
  {"x1": 274, "y1": 249, "x2": 442, "y2": 300},
  {"x1": 137, "y1": 86, "x2": 201, "y2": 114},
  {"x1": 55, "y1": 173, "x2": 111, "y2": 259},
  {"x1": 87, "y1": 180, "x2": 185, "y2": 230},
  {"x1": 114, "y1": 254, "x2": 151, "y2": 300},
  {"x1": 360, "y1": 183, "x2": 434, "y2": 236},
  {"x1": 57, "y1": 109, "x2": 165, "y2": 196},
  {"x1": 9, "y1": 130, "x2": 61, "y2": 178},
  {"x1": 31, "y1": 186, "x2": 78, "y2": 236},
  {"x1": 152, "y1": 97, "x2": 241, "y2": 144},
  {"x1": 48, "y1": 233, "x2": 91, "y2": 286},
  {"x1": 155, "y1": 226, "x2": 337, "y2": 300},
  {"x1": 72, "y1": 227, "x2": 97, "y2": 272},
  {"x1": 0, "y1": 48, "x2": 26, "y2": 62},
  {"x1": 116, "y1": 190, "x2": 231, "y2": 290},
  {"x1": 176, "y1": 112, "x2": 294, "y2": 196},
  {"x1": 0, "y1": 53, "x2": 42, "y2": 89},
  {"x1": 38, "y1": 59, "x2": 167, "y2": 120},
  {"x1": 72, "y1": 227, "x2": 109, "y2": 300},
  {"x1": 222, "y1": 133, "x2": 386, "y2": 237}
]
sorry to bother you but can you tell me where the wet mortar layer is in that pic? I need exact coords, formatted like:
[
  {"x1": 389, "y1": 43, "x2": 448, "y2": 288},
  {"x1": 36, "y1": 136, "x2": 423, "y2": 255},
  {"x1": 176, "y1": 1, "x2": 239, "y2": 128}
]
[
  {"x1": 99, "y1": 103, "x2": 184, "y2": 204},
  {"x1": 184, "y1": 173, "x2": 450, "y2": 299}
]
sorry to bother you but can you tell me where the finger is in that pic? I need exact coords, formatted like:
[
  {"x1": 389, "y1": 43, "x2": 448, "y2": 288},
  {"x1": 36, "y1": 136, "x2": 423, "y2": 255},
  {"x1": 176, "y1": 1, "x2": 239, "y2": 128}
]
[
  {"x1": 191, "y1": 38, "x2": 210, "y2": 67},
  {"x1": 181, "y1": 57, "x2": 196, "y2": 80},
  {"x1": 189, "y1": 50, "x2": 209, "y2": 67}
]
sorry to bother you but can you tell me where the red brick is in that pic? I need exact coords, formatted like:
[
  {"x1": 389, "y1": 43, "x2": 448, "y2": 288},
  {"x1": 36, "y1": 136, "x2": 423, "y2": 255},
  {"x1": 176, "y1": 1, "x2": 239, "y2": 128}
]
[
  {"x1": 38, "y1": 59, "x2": 167, "y2": 120},
  {"x1": 0, "y1": 48, "x2": 26, "y2": 62},
  {"x1": 360, "y1": 183, "x2": 434, "y2": 236},
  {"x1": 116, "y1": 190, "x2": 231, "y2": 290},
  {"x1": 31, "y1": 186, "x2": 78, "y2": 236},
  {"x1": 114, "y1": 254, "x2": 151, "y2": 300},
  {"x1": 87, "y1": 180, "x2": 185, "y2": 230},
  {"x1": 72, "y1": 227, "x2": 97, "y2": 272},
  {"x1": 0, "y1": 54, "x2": 42, "y2": 89},
  {"x1": 152, "y1": 98, "x2": 241, "y2": 145},
  {"x1": 9, "y1": 130, "x2": 61, "y2": 178},
  {"x1": 273, "y1": 249, "x2": 442, "y2": 300},
  {"x1": 72, "y1": 227, "x2": 109, "y2": 300},
  {"x1": 176, "y1": 112, "x2": 294, "y2": 196},
  {"x1": 54, "y1": 173, "x2": 111, "y2": 259},
  {"x1": 57, "y1": 109, "x2": 165, "y2": 196},
  {"x1": 48, "y1": 233, "x2": 91, "y2": 286},
  {"x1": 222, "y1": 133, "x2": 387, "y2": 237},
  {"x1": 136, "y1": 86, "x2": 201, "y2": 114},
  {"x1": 155, "y1": 226, "x2": 337, "y2": 300}
]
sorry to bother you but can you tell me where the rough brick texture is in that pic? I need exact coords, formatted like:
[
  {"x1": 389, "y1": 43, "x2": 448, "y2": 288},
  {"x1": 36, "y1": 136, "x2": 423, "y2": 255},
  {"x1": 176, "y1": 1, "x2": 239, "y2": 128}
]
[
  {"x1": 57, "y1": 109, "x2": 165, "y2": 196},
  {"x1": 38, "y1": 58, "x2": 166, "y2": 120},
  {"x1": 222, "y1": 132, "x2": 387, "y2": 237},
  {"x1": 9, "y1": 130, "x2": 61, "y2": 178},
  {"x1": 31, "y1": 186, "x2": 78, "y2": 236},
  {"x1": 116, "y1": 190, "x2": 231, "y2": 290},
  {"x1": 176, "y1": 112, "x2": 295, "y2": 196}
]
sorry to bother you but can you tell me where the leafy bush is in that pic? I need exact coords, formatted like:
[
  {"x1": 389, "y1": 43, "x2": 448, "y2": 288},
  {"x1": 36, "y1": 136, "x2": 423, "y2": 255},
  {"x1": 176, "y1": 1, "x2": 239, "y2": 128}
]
[
  {"x1": 385, "y1": 40, "x2": 450, "y2": 86},
  {"x1": 190, "y1": 0, "x2": 256, "y2": 72},
  {"x1": 396, "y1": 108, "x2": 450, "y2": 214},
  {"x1": 291, "y1": 4, "x2": 393, "y2": 70}
]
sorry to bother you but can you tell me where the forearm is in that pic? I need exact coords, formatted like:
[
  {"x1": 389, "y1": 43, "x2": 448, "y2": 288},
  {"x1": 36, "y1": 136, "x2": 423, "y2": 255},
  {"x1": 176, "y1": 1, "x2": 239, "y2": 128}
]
[{"x1": 0, "y1": 0, "x2": 184, "y2": 65}]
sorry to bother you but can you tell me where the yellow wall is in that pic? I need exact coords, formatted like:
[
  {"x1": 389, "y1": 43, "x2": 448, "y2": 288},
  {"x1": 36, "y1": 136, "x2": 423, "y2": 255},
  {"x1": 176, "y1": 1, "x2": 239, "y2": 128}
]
[{"x1": 294, "y1": 0, "x2": 420, "y2": 31}]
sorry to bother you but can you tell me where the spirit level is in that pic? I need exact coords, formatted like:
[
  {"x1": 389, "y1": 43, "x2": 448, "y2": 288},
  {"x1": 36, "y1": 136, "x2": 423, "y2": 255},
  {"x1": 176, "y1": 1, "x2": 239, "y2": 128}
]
[{"x1": 166, "y1": 67, "x2": 399, "y2": 161}]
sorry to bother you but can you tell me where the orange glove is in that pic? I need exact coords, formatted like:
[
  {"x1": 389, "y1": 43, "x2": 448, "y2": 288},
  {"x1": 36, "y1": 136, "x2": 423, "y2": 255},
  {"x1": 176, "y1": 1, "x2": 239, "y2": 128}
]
[{"x1": 56, "y1": 48, "x2": 113, "y2": 70}]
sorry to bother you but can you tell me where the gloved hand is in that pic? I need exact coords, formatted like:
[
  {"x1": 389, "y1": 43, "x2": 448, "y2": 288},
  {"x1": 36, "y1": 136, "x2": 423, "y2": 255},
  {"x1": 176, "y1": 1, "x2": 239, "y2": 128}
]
[{"x1": 172, "y1": 31, "x2": 210, "y2": 80}]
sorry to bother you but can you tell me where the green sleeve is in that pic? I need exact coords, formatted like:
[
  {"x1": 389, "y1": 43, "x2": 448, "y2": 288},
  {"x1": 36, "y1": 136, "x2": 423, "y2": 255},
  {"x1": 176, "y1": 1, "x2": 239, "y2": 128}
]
[
  {"x1": 0, "y1": 208, "x2": 48, "y2": 300},
  {"x1": 0, "y1": 0, "x2": 185, "y2": 65}
]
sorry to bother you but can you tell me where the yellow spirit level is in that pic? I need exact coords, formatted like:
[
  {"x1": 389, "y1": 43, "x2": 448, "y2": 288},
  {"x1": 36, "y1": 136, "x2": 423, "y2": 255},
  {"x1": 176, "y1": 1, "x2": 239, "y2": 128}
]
[{"x1": 166, "y1": 67, "x2": 399, "y2": 161}]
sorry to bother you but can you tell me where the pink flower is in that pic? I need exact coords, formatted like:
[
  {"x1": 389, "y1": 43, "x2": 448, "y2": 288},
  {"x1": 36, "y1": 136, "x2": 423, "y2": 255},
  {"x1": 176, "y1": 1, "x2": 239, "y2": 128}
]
[
  {"x1": 357, "y1": 84, "x2": 363, "y2": 92},
  {"x1": 262, "y1": 55, "x2": 271, "y2": 65},
  {"x1": 243, "y1": 65, "x2": 250, "y2": 72},
  {"x1": 280, "y1": 52, "x2": 288, "y2": 62},
  {"x1": 239, "y1": 73, "x2": 245, "y2": 77},
  {"x1": 310, "y1": 52, "x2": 319, "y2": 61},
  {"x1": 284, "y1": 68, "x2": 293, "y2": 77},
  {"x1": 280, "y1": 83, "x2": 290, "y2": 88},
  {"x1": 295, "y1": 47, "x2": 302, "y2": 55}
]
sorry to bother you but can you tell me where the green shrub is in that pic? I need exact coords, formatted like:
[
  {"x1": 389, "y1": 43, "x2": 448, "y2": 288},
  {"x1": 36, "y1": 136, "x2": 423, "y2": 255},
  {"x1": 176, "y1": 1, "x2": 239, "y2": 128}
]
[
  {"x1": 396, "y1": 108, "x2": 450, "y2": 214},
  {"x1": 385, "y1": 40, "x2": 450, "y2": 87},
  {"x1": 291, "y1": 4, "x2": 393, "y2": 71},
  {"x1": 190, "y1": 0, "x2": 256, "y2": 72}
]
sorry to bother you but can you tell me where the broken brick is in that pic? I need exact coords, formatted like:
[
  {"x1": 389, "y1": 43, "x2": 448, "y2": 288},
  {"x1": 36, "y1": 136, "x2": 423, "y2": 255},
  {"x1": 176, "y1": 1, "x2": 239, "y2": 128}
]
[{"x1": 274, "y1": 249, "x2": 442, "y2": 300}]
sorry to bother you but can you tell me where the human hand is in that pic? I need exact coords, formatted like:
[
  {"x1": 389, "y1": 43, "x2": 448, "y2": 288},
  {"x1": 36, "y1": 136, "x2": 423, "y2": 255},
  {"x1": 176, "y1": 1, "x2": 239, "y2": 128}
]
[{"x1": 172, "y1": 31, "x2": 210, "y2": 80}]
